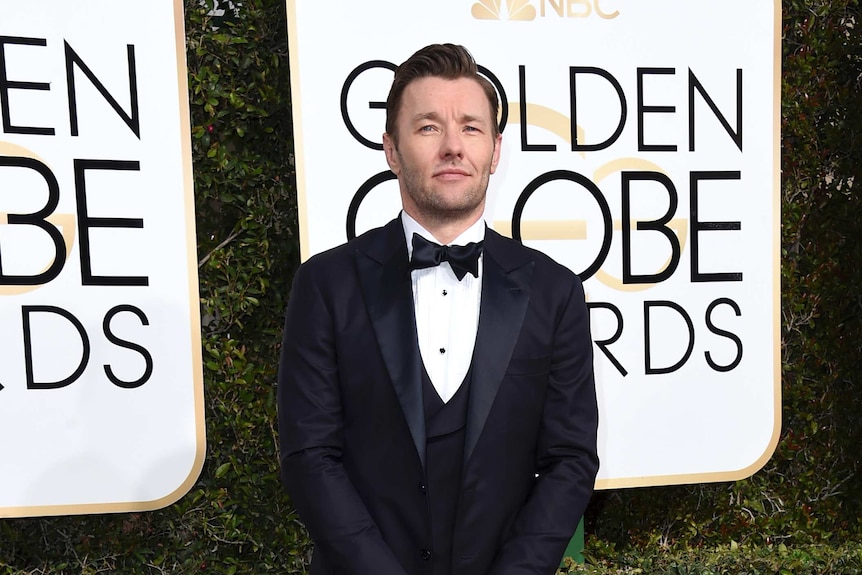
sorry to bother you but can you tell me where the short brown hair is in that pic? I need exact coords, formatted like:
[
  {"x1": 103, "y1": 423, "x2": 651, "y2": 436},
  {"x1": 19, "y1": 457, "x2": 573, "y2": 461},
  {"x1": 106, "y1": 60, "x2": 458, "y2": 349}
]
[{"x1": 385, "y1": 43, "x2": 499, "y2": 144}]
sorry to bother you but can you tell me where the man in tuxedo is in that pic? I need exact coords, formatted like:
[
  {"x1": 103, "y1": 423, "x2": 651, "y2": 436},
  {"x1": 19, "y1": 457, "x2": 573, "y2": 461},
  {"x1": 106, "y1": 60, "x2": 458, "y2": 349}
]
[{"x1": 278, "y1": 43, "x2": 599, "y2": 575}]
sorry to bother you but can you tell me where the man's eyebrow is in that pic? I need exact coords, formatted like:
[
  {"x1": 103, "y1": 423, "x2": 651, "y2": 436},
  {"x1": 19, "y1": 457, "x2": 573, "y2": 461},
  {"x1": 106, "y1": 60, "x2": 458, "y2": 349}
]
[
  {"x1": 460, "y1": 114, "x2": 487, "y2": 125},
  {"x1": 410, "y1": 112, "x2": 487, "y2": 125},
  {"x1": 411, "y1": 112, "x2": 442, "y2": 124}
]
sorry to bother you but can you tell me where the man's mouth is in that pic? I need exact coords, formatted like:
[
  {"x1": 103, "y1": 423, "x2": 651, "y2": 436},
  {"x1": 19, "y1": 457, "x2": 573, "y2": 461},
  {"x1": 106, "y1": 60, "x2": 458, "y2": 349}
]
[{"x1": 434, "y1": 168, "x2": 470, "y2": 179}]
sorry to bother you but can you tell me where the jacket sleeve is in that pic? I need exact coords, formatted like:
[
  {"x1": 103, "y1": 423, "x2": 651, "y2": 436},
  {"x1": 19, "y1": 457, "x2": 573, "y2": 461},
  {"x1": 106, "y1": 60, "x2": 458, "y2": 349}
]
[
  {"x1": 278, "y1": 261, "x2": 408, "y2": 575},
  {"x1": 488, "y1": 275, "x2": 600, "y2": 575}
]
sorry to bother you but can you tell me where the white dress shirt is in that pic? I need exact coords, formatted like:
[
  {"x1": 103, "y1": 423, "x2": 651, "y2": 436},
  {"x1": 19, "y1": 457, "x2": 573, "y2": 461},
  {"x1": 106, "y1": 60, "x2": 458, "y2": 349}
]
[{"x1": 402, "y1": 211, "x2": 483, "y2": 403}]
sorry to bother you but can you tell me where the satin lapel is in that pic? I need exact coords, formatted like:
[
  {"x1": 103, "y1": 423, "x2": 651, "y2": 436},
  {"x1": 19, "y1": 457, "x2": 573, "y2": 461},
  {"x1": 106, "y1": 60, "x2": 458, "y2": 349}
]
[
  {"x1": 355, "y1": 221, "x2": 426, "y2": 468},
  {"x1": 464, "y1": 237, "x2": 534, "y2": 465}
]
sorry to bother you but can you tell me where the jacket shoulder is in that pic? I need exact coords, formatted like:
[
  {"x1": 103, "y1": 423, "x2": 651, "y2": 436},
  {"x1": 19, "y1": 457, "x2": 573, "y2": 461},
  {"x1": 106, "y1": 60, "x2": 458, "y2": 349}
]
[
  {"x1": 299, "y1": 219, "x2": 399, "y2": 273},
  {"x1": 486, "y1": 228, "x2": 581, "y2": 285}
]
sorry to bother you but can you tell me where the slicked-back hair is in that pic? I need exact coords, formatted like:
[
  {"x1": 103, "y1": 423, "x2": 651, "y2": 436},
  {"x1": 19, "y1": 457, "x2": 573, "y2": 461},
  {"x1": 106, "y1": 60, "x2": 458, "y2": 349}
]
[{"x1": 385, "y1": 43, "x2": 499, "y2": 145}]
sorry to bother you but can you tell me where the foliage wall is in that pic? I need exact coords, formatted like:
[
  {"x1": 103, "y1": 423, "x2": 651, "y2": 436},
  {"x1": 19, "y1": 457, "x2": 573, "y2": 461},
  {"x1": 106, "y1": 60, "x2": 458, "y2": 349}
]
[{"x1": 0, "y1": 0, "x2": 860, "y2": 573}]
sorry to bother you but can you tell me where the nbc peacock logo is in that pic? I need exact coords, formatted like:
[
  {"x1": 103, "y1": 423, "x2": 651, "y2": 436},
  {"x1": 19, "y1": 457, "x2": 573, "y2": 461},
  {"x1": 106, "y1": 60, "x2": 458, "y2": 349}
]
[{"x1": 472, "y1": 0, "x2": 537, "y2": 21}]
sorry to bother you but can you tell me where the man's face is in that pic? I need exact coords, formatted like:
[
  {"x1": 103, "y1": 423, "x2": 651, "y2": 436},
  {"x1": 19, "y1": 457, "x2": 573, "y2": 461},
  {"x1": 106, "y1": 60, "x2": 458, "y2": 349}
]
[{"x1": 383, "y1": 76, "x2": 502, "y2": 229}]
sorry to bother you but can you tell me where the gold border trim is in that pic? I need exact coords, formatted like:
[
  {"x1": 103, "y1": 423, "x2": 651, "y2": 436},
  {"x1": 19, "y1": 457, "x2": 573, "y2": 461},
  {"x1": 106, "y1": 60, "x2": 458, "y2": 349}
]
[
  {"x1": 285, "y1": 0, "x2": 310, "y2": 262},
  {"x1": 0, "y1": 0, "x2": 206, "y2": 518}
]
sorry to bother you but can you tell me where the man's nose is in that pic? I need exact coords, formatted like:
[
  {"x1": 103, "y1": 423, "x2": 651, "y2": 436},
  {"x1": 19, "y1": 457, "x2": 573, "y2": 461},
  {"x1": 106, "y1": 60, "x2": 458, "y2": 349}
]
[{"x1": 440, "y1": 128, "x2": 464, "y2": 158}]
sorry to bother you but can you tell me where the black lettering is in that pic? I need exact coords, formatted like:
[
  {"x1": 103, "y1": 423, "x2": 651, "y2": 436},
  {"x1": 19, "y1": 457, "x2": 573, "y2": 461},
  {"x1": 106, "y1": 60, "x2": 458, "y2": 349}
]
[
  {"x1": 65, "y1": 41, "x2": 140, "y2": 138},
  {"x1": 74, "y1": 159, "x2": 147, "y2": 286},
  {"x1": 690, "y1": 171, "x2": 743, "y2": 282},
  {"x1": 621, "y1": 171, "x2": 680, "y2": 284},
  {"x1": 519, "y1": 65, "x2": 555, "y2": 151},
  {"x1": 346, "y1": 170, "x2": 397, "y2": 240},
  {"x1": 512, "y1": 170, "x2": 612, "y2": 281},
  {"x1": 570, "y1": 67, "x2": 626, "y2": 151},
  {"x1": 477, "y1": 64, "x2": 509, "y2": 135},
  {"x1": 340, "y1": 60, "x2": 397, "y2": 151},
  {"x1": 704, "y1": 298, "x2": 743, "y2": 372},
  {"x1": 637, "y1": 67, "x2": 676, "y2": 152},
  {"x1": 103, "y1": 304, "x2": 153, "y2": 388},
  {"x1": 23, "y1": 305, "x2": 90, "y2": 389},
  {"x1": 0, "y1": 156, "x2": 65, "y2": 285},
  {"x1": 0, "y1": 36, "x2": 54, "y2": 135},
  {"x1": 644, "y1": 300, "x2": 694, "y2": 375},
  {"x1": 587, "y1": 301, "x2": 627, "y2": 376},
  {"x1": 688, "y1": 68, "x2": 743, "y2": 152}
]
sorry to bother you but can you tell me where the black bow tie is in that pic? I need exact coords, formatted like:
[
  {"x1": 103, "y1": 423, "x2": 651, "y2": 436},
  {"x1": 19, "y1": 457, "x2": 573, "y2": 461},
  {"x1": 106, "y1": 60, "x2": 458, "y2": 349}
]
[{"x1": 409, "y1": 233, "x2": 483, "y2": 281}]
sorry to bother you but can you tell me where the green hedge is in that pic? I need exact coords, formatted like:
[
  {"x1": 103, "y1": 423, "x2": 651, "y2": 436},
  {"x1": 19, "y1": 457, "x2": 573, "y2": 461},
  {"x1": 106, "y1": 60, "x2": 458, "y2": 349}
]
[
  {"x1": 568, "y1": 542, "x2": 862, "y2": 575},
  {"x1": 1, "y1": 0, "x2": 860, "y2": 573}
]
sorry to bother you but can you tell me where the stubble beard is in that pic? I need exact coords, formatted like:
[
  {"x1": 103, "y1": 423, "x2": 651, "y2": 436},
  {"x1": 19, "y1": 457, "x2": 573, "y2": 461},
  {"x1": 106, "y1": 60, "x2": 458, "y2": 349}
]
[{"x1": 398, "y1": 157, "x2": 492, "y2": 228}]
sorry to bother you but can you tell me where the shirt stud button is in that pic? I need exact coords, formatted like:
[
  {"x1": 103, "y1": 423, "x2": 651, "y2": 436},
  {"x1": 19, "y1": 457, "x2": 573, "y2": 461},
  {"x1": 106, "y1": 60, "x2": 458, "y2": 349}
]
[{"x1": 439, "y1": 348, "x2": 445, "y2": 354}]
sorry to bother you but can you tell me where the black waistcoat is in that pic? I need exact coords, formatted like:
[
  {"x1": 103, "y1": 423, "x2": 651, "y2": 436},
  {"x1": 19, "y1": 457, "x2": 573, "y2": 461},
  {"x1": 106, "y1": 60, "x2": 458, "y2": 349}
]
[{"x1": 422, "y1": 365, "x2": 472, "y2": 575}]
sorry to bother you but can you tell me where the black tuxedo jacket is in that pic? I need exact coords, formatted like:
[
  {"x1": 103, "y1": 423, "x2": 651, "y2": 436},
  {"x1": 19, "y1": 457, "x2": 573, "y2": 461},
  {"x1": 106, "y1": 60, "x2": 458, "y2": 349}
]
[{"x1": 278, "y1": 217, "x2": 599, "y2": 575}]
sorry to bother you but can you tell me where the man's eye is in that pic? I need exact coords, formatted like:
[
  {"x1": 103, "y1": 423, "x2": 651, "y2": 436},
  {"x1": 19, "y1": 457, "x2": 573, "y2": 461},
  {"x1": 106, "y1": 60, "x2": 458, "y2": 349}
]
[
  {"x1": 420, "y1": 125, "x2": 436, "y2": 132},
  {"x1": 464, "y1": 126, "x2": 479, "y2": 132}
]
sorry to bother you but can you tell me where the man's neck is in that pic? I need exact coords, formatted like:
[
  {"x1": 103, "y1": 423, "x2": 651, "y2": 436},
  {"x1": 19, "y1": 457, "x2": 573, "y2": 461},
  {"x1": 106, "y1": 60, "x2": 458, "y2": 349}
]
[{"x1": 402, "y1": 209, "x2": 484, "y2": 245}]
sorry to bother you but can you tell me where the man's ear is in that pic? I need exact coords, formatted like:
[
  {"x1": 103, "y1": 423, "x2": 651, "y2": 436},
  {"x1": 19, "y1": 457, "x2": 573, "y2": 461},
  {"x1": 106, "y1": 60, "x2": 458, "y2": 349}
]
[
  {"x1": 382, "y1": 132, "x2": 400, "y2": 175},
  {"x1": 490, "y1": 132, "x2": 503, "y2": 174}
]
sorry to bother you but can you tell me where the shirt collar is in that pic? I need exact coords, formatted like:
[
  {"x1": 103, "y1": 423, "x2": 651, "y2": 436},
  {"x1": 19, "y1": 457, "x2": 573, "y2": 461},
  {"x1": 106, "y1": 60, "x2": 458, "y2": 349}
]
[{"x1": 401, "y1": 211, "x2": 486, "y2": 260}]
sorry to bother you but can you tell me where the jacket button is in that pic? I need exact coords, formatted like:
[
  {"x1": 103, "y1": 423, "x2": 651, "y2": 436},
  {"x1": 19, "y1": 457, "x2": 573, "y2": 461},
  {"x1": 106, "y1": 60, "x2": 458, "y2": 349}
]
[
  {"x1": 420, "y1": 548, "x2": 432, "y2": 561},
  {"x1": 419, "y1": 483, "x2": 427, "y2": 494}
]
